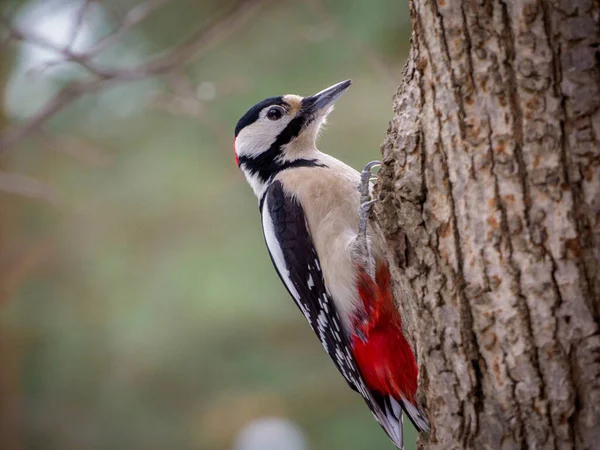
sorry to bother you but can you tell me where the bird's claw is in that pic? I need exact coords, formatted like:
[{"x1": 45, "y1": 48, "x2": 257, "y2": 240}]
[
  {"x1": 359, "y1": 160, "x2": 381, "y2": 204},
  {"x1": 354, "y1": 161, "x2": 381, "y2": 278},
  {"x1": 360, "y1": 198, "x2": 377, "y2": 214},
  {"x1": 358, "y1": 160, "x2": 381, "y2": 238}
]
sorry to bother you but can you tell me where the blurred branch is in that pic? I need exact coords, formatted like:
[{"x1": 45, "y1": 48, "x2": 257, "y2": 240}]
[
  {"x1": 87, "y1": 0, "x2": 172, "y2": 57},
  {"x1": 0, "y1": 172, "x2": 59, "y2": 203},
  {"x1": 151, "y1": 72, "x2": 232, "y2": 148},
  {"x1": 38, "y1": 132, "x2": 112, "y2": 167},
  {"x1": 66, "y1": 0, "x2": 94, "y2": 52},
  {"x1": 21, "y1": 0, "x2": 172, "y2": 75},
  {"x1": 0, "y1": 0, "x2": 268, "y2": 154},
  {"x1": 1, "y1": 16, "x2": 117, "y2": 77},
  {"x1": 304, "y1": 0, "x2": 398, "y2": 87}
]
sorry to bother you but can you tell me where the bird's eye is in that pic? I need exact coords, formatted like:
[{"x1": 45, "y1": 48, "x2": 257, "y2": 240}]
[{"x1": 266, "y1": 107, "x2": 284, "y2": 121}]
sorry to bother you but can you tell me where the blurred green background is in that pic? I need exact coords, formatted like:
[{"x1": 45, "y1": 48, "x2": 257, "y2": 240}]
[{"x1": 0, "y1": 0, "x2": 412, "y2": 449}]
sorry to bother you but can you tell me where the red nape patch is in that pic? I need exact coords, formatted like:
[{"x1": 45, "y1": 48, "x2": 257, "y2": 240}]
[
  {"x1": 233, "y1": 138, "x2": 239, "y2": 166},
  {"x1": 351, "y1": 261, "x2": 419, "y2": 403}
]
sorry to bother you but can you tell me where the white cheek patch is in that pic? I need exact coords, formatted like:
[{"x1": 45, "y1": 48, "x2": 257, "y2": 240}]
[{"x1": 235, "y1": 117, "x2": 292, "y2": 159}]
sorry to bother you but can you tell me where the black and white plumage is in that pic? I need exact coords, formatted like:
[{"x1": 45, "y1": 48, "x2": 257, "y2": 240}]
[
  {"x1": 261, "y1": 180, "x2": 405, "y2": 448},
  {"x1": 262, "y1": 180, "x2": 359, "y2": 385},
  {"x1": 233, "y1": 80, "x2": 429, "y2": 449}
]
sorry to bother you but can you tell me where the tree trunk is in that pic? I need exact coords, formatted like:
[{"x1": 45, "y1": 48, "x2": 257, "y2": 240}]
[{"x1": 375, "y1": 1, "x2": 600, "y2": 449}]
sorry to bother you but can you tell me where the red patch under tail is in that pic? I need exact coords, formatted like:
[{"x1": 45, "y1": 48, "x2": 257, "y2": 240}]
[{"x1": 351, "y1": 261, "x2": 419, "y2": 404}]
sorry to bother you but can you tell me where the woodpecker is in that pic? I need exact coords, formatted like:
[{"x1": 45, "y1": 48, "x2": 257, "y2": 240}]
[{"x1": 234, "y1": 80, "x2": 429, "y2": 449}]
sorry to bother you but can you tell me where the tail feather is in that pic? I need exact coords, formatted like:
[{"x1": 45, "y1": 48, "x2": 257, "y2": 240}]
[
  {"x1": 400, "y1": 395, "x2": 430, "y2": 432},
  {"x1": 371, "y1": 393, "x2": 430, "y2": 449},
  {"x1": 387, "y1": 396, "x2": 404, "y2": 450},
  {"x1": 372, "y1": 393, "x2": 404, "y2": 450},
  {"x1": 353, "y1": 259, "x2": 430, "y2": 447}
]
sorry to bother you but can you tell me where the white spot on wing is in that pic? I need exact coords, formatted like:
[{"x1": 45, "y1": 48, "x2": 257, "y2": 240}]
[
  {"x1": 333, "y1": 330, "x2": 341, "y2": 342},
  {"x1": 317, "y1": 310, "x2": 328, "y2": 331}
]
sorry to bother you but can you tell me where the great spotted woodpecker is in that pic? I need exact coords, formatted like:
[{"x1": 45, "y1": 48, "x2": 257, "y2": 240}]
[{"x1": 234, "y1": 80, "x2": 429, "y2": 448}]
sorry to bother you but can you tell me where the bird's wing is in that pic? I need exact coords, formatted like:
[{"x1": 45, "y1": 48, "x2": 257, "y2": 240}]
[{"x1": 260, "y1": 180, "x2": 405, "y2": 449}]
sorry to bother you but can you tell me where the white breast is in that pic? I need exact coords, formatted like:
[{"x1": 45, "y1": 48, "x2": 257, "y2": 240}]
[{"x1": 276, "y1": 152, "x2": 380, "y2": 330}]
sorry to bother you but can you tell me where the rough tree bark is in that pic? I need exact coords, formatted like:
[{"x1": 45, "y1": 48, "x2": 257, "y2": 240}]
[{"x1": 375, "y1": 1, "x2": 600, "y2": 449}]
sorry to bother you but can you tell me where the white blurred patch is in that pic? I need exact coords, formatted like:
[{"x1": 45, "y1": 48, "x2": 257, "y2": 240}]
[
  {"x1": 233, "y1": 417, "x2": 307, "y2": 450},
  {"x1": 5, "y1": 0, "x2": 102, "y2": 119},
  {"x1": 196, "y1": 81, "x2": 217, "y2": 102},
  {"x1": 4, "y1": 0, "x2": 152, "y2": 121},
  {"x1": 16, "y1": 0, "x2": 99, "y2": 71}
]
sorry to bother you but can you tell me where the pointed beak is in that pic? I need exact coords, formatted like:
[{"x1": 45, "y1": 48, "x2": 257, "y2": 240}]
[{"x1": 302, "y1": 79, "x2": 352, "y2": 115}]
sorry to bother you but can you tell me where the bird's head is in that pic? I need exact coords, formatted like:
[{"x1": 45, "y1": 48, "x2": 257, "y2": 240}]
[{"x1": 233, "y1": 80, "x2": 351, "y2": 197}]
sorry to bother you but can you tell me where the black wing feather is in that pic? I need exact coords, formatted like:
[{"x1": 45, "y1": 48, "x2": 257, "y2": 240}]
[
  {"x1": 260, "y1": 180, "x2": 409, "y2": 448},
  {"x1": 262, "y1": 181, "x2": 361, "y2": 392}
]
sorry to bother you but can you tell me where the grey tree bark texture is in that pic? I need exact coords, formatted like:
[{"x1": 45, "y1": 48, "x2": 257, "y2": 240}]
[{"x1": 373, "y1": 1, "x2": 600, "y2": 449}]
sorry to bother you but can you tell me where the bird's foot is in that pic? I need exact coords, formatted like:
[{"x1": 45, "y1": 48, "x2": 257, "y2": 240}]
[
  {"x1": 357, "y1": 160, "x2": 380, "y2": 239},
  {"x1": 354, "y1": 160, "x2": 381, "y2": 277}
]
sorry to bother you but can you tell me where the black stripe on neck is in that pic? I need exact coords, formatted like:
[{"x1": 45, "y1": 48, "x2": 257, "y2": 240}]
[{"x1": 239, "y1": 110, "x2": 327, "y2": 182}]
